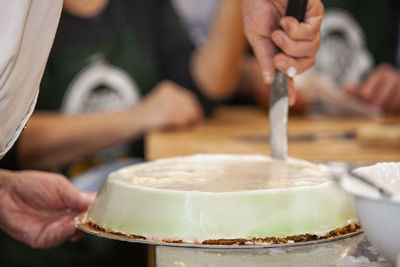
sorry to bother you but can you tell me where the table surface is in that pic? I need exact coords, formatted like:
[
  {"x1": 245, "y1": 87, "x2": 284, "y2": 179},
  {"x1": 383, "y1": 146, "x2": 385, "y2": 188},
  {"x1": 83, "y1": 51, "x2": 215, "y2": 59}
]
[
  {"x1": 154, "y1": 234, "x2": 392, "y2": 267},
  {"x1": 146, "y1": 106, "x2": 400, "y2": 163}
]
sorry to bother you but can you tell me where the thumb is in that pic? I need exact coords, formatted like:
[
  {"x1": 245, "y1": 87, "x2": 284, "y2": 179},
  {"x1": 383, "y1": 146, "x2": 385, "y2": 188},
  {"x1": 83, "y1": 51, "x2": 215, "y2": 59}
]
[
  {"x1": 250, "y1": 36, "x2": 277, "y2": 84},
  {"x1": 60, "y1": 181, "x2": 96, "y2": 212}
]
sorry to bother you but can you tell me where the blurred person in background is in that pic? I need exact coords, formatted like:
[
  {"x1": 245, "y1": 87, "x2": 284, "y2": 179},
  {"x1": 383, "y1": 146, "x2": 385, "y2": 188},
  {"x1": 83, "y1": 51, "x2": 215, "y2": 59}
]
[
  {"x1": 175, "y1": 0, "x2": 400, "y2": 115},
  {"x1": 16, "y1": 0, "x2": 250, "y2": 184},
  {"x1": 16, "y1": 0, "x2": 214, "y2": 183},
  {"x1": 293, "y1": 0, "x2": 400, "y2": 115},
  {"x1": 340, "y1": 0, "x2": 400, "y2": 113},
  {"x1": 14, "y1": 0, "x2": 322, "y2": 185}
]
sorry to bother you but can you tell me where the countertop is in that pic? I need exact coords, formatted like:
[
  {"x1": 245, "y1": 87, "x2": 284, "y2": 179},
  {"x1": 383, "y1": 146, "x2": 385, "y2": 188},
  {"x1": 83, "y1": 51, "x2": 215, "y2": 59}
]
[
  {"x1": 154, "y1": 233, "x2": 393, "y2": 267},
  {"x1": 146, "y1": 106, "x2": 400, "y2": 163}
]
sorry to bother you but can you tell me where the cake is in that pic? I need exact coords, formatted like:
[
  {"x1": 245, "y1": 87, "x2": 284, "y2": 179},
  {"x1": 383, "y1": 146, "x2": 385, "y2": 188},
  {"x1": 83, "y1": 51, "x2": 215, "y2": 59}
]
[{"x1": 84, "y1": 154, "x2": 358, "y2": 244}]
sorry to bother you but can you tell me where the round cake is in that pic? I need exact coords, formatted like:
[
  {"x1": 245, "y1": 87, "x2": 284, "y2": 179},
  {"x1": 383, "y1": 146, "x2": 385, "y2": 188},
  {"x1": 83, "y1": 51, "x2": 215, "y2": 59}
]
[{"x1": 84, "y1": 154, "x2": 357, "y2": 244}]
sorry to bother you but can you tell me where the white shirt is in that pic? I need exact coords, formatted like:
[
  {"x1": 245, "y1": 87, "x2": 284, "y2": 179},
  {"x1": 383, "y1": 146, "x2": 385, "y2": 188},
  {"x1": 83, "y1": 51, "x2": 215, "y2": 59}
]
[
  {"x1": 171, "y1": 0, "x2": 220, "y2": 45},
  {"x1": 0, "y1": 0, "x2": 62, "y2": 159}
]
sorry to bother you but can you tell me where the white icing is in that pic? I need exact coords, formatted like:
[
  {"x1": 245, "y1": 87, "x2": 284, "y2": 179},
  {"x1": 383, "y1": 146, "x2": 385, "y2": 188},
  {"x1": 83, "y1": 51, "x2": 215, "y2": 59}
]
[
  {"x1": 110, "y1": 154, "x2": 331, "y2": 192},
  {"x1": 270, "y1": 97, "x2": 289, "y2": 159}
]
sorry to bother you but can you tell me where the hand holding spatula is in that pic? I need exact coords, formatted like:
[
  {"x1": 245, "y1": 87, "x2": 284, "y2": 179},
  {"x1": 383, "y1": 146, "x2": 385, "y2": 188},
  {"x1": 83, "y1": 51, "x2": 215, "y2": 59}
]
[{"x1": 242, "y1": 0, "x2": 324, "y2": 159}]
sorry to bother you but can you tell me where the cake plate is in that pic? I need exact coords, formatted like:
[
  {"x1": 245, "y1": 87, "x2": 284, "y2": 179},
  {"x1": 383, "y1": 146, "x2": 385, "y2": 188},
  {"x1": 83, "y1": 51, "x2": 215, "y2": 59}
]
[{"x1": 75, "y1": 212, "x2": 362, "y2": 249}]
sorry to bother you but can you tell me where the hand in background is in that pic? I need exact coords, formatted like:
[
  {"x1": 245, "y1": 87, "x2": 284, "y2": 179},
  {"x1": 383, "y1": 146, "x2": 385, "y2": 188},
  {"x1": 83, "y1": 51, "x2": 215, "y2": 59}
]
[
  {"x1": 0, "y1": 169, "x2": 94, "y2": 249},
  {"x1": 346, "y1": 64, "x2": 400, "y2": 113},
  {"x1": 136, "y1": 81, "x2": 204, "y2": 130},
  {"x1": 242, "y1": 0, "x2": 324, "y2": 84}
]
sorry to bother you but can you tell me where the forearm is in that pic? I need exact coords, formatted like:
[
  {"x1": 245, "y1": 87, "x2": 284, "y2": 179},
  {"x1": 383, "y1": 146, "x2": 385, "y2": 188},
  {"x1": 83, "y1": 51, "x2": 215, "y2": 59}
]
[
  {"x1": 192, "y1": 0, "x2": 248, "y2": 100},
  {"x1": 18, "y1": 110, "x2": 146, "y2": 169},
  {"x1": 0, "y1": 169, "x2": 12, "y2": 230},
  {"x1": 0, "y1": 169, "x2": 9, "y2": 199},
  {"x1": 237, "y1": 57, "x2": 262, "y2": 95}
]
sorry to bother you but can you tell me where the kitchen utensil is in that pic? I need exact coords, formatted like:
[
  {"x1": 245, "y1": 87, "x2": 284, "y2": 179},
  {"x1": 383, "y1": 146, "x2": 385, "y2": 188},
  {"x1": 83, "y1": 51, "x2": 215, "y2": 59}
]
[
  {"x1": 338, "y1": 162, "x2": 400, "y2": 263},
  {"x1": 270, "y1": 0, "x2": 308, "y2": 159}
]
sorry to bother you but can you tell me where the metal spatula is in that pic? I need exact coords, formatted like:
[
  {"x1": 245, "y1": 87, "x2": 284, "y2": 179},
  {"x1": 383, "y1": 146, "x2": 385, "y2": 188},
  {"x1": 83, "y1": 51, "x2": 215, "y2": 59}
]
[{"x1": 269, "y1": 0, "x2": 308, "y2": 160}]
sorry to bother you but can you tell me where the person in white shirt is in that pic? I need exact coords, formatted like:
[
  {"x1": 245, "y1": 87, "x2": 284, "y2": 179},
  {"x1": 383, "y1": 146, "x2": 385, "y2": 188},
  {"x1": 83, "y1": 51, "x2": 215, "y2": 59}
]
[
  {"x1": 0, "y1": 0, "x2": 323, "y2": 249},
  {"x1": 0, "y1": 1, "x2": 94, "y2": 249}
]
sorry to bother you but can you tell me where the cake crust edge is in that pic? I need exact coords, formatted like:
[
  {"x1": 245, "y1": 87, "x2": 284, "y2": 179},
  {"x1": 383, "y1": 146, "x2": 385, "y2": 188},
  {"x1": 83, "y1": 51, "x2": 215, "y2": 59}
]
[{"x1": 83, "y1": 219, "x2": 361, "y2": 246}]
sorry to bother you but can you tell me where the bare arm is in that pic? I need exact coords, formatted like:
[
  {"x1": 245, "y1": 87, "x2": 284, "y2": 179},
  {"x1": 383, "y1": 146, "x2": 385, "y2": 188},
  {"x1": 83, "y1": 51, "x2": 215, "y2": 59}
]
[
  {"x1": 18, "y1": 81, "x2": 203, "y2": 169},
  {"x1": 19, "y1": 110, "x2": 142, "y2": 169},
  {"x1": 63, "y1": 0, "x2": 108, "y2": 18},
  {"x1": 191, "y1": 0, "x2": 248, "y2": 100}
]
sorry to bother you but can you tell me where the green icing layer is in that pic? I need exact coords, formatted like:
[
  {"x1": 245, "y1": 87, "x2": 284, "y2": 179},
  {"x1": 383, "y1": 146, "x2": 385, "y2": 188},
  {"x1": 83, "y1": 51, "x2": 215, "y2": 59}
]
[{"x1": 86, "y1": 154, "x2": 356, "y2": 242}]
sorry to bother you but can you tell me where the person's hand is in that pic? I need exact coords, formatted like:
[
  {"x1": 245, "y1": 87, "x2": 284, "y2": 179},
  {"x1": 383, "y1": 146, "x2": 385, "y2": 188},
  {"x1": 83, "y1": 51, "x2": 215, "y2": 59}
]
[
  {"x1": 135, "y1": 81, "x2": 204, "y2": 130},
  {"x1": 242, "y1": 0, "x2": 324, "y2": 84},
  {"x1": 346, "y1": 64, "x2": 400, "y2": 113},
  {"x1": 0, "y1": 169, "x2": 94, "y2": 249},
  {"x1": 241, "y1": 58, "x2": 299, "y2": 106}
]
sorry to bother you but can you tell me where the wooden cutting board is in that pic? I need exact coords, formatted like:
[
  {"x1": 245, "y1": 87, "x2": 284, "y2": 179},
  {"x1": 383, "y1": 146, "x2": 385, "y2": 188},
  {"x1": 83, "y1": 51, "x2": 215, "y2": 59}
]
[
  {"x1": 146, "y1": 106, "x2": 400, "y2": 163},
  {"x1": 357, "y1": 123, "x2": 400, "y2": 147}
]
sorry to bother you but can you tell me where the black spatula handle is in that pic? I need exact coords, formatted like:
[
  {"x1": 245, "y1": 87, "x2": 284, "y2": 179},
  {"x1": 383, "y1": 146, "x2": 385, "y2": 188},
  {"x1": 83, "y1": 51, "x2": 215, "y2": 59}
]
[{"x1": 285, "y1": 0, "x2": 308, "y2": 22}]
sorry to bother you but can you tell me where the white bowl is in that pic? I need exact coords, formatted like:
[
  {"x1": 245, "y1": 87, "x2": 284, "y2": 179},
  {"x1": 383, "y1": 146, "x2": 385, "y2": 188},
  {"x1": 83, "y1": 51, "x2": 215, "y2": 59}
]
[{"x1": 339, "y1": 162, "x2": 400, "y2": 263}]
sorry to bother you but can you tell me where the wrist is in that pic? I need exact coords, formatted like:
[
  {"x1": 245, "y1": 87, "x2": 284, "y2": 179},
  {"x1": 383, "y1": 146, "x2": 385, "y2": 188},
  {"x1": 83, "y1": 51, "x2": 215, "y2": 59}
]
[{"x1": 122, "y1": 108, "x2": 150, "y2": 138}]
